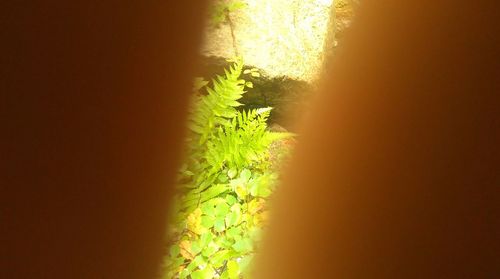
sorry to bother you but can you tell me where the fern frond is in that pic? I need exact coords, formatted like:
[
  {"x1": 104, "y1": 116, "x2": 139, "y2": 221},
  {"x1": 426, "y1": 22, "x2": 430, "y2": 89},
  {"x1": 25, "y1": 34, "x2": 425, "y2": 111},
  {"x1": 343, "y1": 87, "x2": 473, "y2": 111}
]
[
  {"x1": 188, "y1": 60, "x2": 245, "y2": 145},
  {"x1": 178, "y1": 61, "x2": 294, "y2": 211}
]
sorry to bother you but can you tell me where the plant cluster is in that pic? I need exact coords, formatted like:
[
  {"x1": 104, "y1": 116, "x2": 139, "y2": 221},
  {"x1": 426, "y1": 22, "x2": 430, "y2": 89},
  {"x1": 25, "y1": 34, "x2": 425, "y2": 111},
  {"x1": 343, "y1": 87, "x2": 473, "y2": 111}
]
[
  {"x1": 210, "y1": 0, "x2": 246, "y2": 27},
  {"x1": 162, "y1": 59, "x2": 292, "y2": 279}
]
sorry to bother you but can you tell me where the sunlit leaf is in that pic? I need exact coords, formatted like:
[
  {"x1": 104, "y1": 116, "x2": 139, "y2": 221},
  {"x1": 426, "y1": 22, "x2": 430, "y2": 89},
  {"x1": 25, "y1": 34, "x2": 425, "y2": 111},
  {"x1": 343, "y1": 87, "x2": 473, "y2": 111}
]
[
  {"x1": 200, "y1": 215, "x2": 215, "y2": 229},
  {"x1": 179, "y1": 268, "x2": 190, "y2": 279},
  {"x1": 200, "y1": 232, "x2": 213, "y2": 247},
  {"x1": 225, "y1": 194, "x2": 237, "y2": 205},
  {"x1": 210, "y1": 250, "x2": 231, "y2": 268},
  {"x1": 227, "y1": 260, "x2": 240, "y2": 278},
  {"x1": 169, "y1": 244, "x2": 180, "y2": 258},
  {"x1": 214, "y1": 217, "x2": 225, "y2": 232},
  {"x1": 187, "y1": 208, "x2": 204, "y2": 235},
  {"x1": 225, "y1": 211, "x2": 239, "y2": 228},
  {"x1": 240, "y1": 169, "x2": 251, "y2": 181},
  {"x1": 226, "y1": 226, "x2": 242, "y2": 239},
  {"x1": 191, "y1": 265, "x2": 215, "y2": 279},
  {"x1": 227, "y1": 168, "x2": 237, "y2": 179},
  {"x1": 235, "y1": 184, "x2": 248, "y2": 200},
  {"x1": 239, "y1": 255, "x2": 254, "y2": 275},
  {"x1": 215, "y1": 202, "x2": 230, "y2": 217},
  {"x1": 179, "y1": 240, "x2": 193, "y2": 260},
  {"x1": 201, "y1": 241, "x2": 219, "y2": 258},
  {"x1": 201, "y1": 202, "x2": 215, "y2": 217},
  {"x1": 190, "y1": 240, "x2": 202, "y2": 255},
  {"x1": 248, "y1": 198, "x2": 264, "y2": 214},
  {"x1": 232, "y1": 238, "x2": 253, "y2": 253}
]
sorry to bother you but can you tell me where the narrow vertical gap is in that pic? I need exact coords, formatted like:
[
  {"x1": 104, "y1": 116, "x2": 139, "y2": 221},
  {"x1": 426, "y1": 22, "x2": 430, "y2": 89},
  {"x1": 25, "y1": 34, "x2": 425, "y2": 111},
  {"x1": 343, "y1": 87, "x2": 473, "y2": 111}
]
[{"x1": 160, "y1": 1, "x2": 359, "y2": 278}]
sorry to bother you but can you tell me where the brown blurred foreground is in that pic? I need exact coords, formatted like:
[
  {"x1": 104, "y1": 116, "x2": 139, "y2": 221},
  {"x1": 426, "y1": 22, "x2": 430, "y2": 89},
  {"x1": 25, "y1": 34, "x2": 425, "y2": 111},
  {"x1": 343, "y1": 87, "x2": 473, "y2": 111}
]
[{"x1": 1, "y1": 1, "x2": 498, "y2": 278}]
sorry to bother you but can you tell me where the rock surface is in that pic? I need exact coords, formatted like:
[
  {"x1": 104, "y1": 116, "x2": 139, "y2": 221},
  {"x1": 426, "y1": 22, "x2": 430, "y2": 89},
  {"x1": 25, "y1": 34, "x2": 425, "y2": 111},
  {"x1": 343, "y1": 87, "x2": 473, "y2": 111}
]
[
  {"x1": 201, "y1": 0, "x2": 335, "y2": 82},
  {"x1": 197, "y1": 1, "x2": 358, "y2": 130}
]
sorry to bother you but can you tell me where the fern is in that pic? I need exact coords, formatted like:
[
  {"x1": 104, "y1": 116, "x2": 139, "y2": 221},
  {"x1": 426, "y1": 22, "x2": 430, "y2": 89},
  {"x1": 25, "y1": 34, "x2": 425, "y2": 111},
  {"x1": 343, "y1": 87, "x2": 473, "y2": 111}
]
[
  {"x1": 173, "y1": 60, "x2": 291, "y2": 224},
  {"x1": 205, "y1": 108, "x2": 274, "y2": 173},
  {"x1": 187, "y1": 60, "x2": 245, "y2": 146},
  {"x1": 163, "y1": 61, "x2": 295, "y2": 279}
]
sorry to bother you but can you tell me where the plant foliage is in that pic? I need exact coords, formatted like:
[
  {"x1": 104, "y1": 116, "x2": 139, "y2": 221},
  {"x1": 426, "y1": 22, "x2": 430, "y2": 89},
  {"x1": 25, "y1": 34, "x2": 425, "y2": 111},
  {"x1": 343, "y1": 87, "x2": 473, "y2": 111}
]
[
  {"x1": 162, "y1": 59, "x2": 293, "y2": 279},
  {"x1": 210, "y1": 0, "x2": 246, "y2": 27}
]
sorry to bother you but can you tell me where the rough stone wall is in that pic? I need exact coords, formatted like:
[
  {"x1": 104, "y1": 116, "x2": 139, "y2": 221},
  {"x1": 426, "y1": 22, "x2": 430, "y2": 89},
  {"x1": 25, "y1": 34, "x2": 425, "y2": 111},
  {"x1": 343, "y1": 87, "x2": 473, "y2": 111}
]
[
  {"x1": 199, "y1": 0, "x2": 358, "y2": 130},
  {"x1": 201, "y1": 0, "x2": 335, "y2": 82}
]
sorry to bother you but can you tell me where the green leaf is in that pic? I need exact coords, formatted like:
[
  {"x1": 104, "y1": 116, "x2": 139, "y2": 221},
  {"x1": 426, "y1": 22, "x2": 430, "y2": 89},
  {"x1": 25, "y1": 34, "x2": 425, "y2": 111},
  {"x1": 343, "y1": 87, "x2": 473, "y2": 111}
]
[
  {"x1": 225, "y1": 211, "x2": 239, "y2": 228},
  {"x1": 200, "y1": 184, "x2": 229, "y2": 203},
  {"x1": 235, "y1": 184, "x2": 248, "y2": 200},
  {"x1": 169, "y1": 244, "x2": 180, "y2": 258},
  {"x1": 214, "y1": 217, "x2": 225, "y2": 232},
  {"x1": 191, "y1": 265, "x2": 215, "y2": 279},
  {"x1": 227, "y1": 168, "x2": 237, "y2": 179},
  {"x1": 201, "y1": 241, "x2": 219, "y2": 258},
  {"x1": 239, "y1": 255, "x2": 254, "y2": 275},
  {"x1": 225, "y1": 194, "x2": 237, "y2": 205},
  {"x1": 186, "y1": 255, "x2": 204, "y2": 272},
  {"x1": 240, "y1": 169, "x2": 251, "y2": 181},
  {"x1": 209, "y1": 250, "x2": 231, "y2": 268},
  {"x1": 249, "y1": 175, "x2": 273, "y2": 198},
  {"x1": 231, "y1": 238, "x2": 253, "y2": 253},
  {"x1": 215, "y1": 202, "x2": 230, "y2": 217},
  {"x1": 227, "y1": 1, "x2": 246, "y2": 12},
  {"x1": 190, "y1": 240, "x2": 202, "y2": 255},
  {"x1": 218, "y1": 173, "x2": 228, "y2": 183},
  {"x1": 231, "y1": 202, "x2": 241, "y2": 214},
  {"x1": 216, "y1": 235, "x2": 234, "y2": 249},
  {"x1": 200, "y1": 215, "x2": 215, "y2": 229},
  {"x1": 200, "y1": 232, "x2": 213, "y2": 247},
  {"x1": 201, "y1": 202, "x2": 215, "y2": 217},
  {"x1": 179, "y1": 268, "x2": 190, "y2": 279},
  {"x1": 226, "y1": 226, "x2": 242, "y2": 239},
  {"x1": 227, "y1": 260, "x2": 240, "y2": 278}
]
